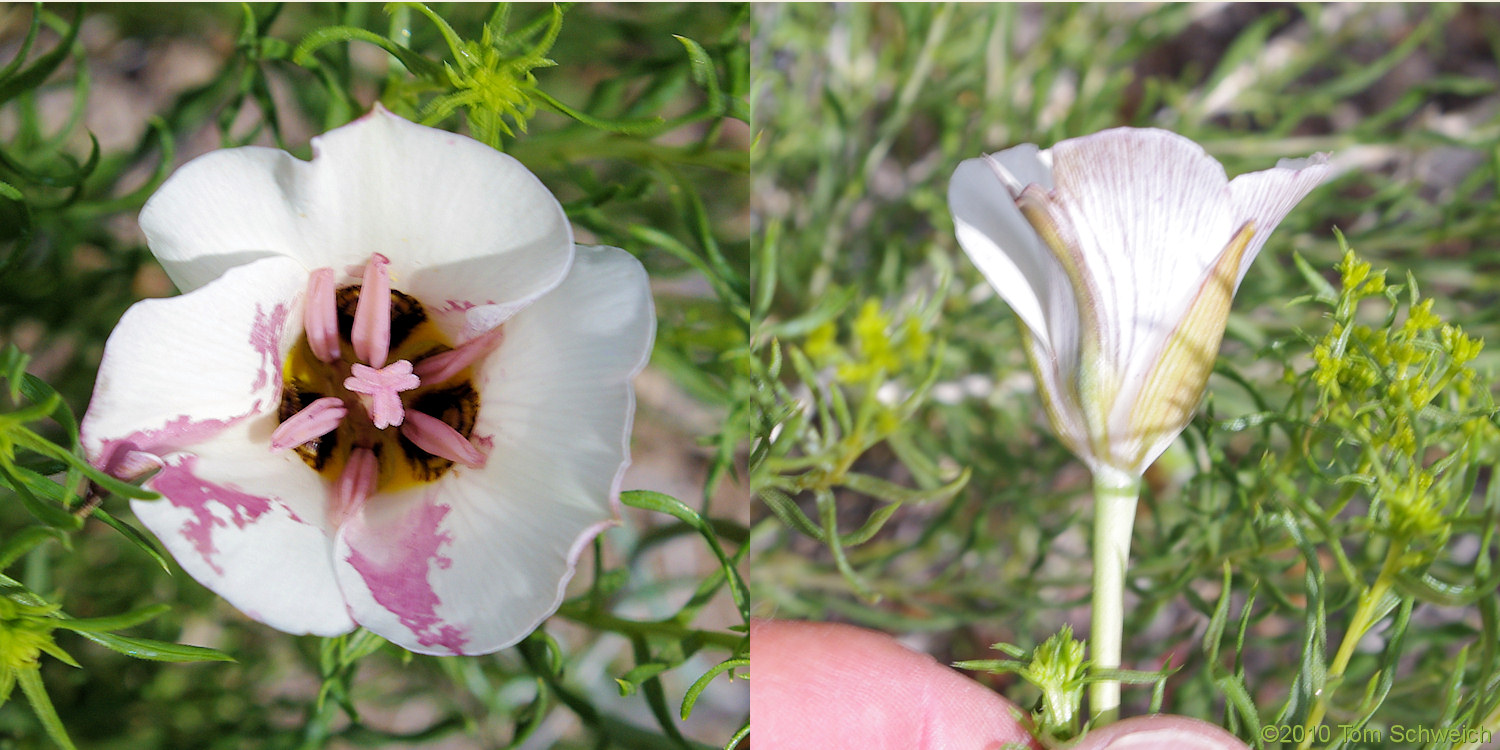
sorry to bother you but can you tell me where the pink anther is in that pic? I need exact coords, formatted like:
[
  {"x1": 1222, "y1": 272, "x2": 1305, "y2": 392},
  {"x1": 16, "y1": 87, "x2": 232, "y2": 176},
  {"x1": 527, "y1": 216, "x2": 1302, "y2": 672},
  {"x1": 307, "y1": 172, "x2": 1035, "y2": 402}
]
[
  {"x1": 304, "y1": 268, "x2": 341, "y2": 363},
  {"x1": 352, "y1": 253, "x2": 392, "y2": 367},
  {"x1": 334, "y1": 447, "x2": 378, "y2": 523},
  {"x1": 401, "y1": 410, "x2": 486, "y2": 469},
  {"x1": 112, "y1": 449, "x2": 165, "y2": 481},
  {"x1": 413, "y1": 325, "x2": 505, "y2": 384},
  {"x1": 343, "y1": 360, "x2": 420, "y2": 429},
  {"x1": 269, "y1": 397, "x2": 348, "y2": 452}
]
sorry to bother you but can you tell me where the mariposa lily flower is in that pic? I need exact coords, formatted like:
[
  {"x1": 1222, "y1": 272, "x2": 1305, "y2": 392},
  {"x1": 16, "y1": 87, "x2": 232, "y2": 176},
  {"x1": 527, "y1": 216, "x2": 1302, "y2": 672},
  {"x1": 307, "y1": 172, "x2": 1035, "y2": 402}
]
[
  {"x1": 949, "y1": 127, "x2": 1330, "y2": 482},
  {"x1": 80, "y1": 106, "x2": 655, "y2": 656},
  {"x1": 949, "y1": 127, "x2": 1330, "y2": 719}
]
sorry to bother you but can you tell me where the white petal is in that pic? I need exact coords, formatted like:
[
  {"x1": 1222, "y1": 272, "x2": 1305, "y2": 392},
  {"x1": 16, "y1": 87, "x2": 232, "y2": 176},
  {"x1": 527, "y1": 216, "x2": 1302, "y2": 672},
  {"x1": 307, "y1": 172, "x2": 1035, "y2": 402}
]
[
  {"x1": 309, "y1": 107, "x2": 574, "y2": 312},
  {"x1": 1045, "y1": 128, "x2": 1237, "y2": 383},
  {"x1": 132, "y1": 441, "x2": 353, "y2": 637},
  {"x1": 137, "y1": 147, "x2": 313, "y2": 293},
  {"x1": 81, "y1": 257, "x2": 353, "y2": 636},
  {"x1": 332, "y1": 246, "x2": 654, "y2": 655},
  {"x1": 1228, "y1": 154, "x2": 1332, "y2": 285},
  {"x1": 140, "y1": 106, "x2": 573, "y2": 311},
  {"x1": 83, "y1": 257, "x2": 305, "y2": 470},
  {"x1": 949, "y1": 147, "x2": 1069, "y2": 354}
]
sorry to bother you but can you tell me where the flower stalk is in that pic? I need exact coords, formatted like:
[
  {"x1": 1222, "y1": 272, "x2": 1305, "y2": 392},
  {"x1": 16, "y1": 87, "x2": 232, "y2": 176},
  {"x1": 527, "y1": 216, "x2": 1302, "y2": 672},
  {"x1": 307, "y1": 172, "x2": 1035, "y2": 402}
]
[
  {"x1": 1297, "y1": 543, "x2": 1404, "y2": 749},
  {"x1": 1089, "y1": 467, "x2": 1141, "y2": 723}
]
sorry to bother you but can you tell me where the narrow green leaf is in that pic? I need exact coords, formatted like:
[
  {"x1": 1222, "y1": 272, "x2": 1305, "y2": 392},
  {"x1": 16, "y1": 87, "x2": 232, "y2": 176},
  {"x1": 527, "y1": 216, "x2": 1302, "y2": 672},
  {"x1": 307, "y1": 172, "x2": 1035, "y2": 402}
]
[
  {"x1": 0, "y1": 7, "x2": 81, "y2": 107},
  {"x1": 681, "y1": 657, "x2": 745, "y2": 720},
  {"x1": 54, "y1": 604, "x2": 171, "y2": 634},
  {"x1": 841, "y1": 467, "x2": 970, "y2": 505},
  {"x1": 90, "y1": 507, "x2": 172, "y2": 573},
  {"x1": 293, "y1": 25, "x2": 445, "y2": 79},
  {"x1": 756, "y1": 487, "x2": 824, "y2": 541},
  {"x1": 75, "y1": 631, "x2": 235, "y2": 663},
  {"x1": 0, "y1": 526, "x2": 59, "y2": 570},
  {"x1": 533, "y1": 90, "x2": 665, "y2": 135},
  {"x1": 673, "y1": 35, "x2": 724, "y2": 115},
  {"x1": 0, "y1": 462, "x2": 83, "y2": 530},
  {"x1": 16, "y1": 668, "x2": 76, "y2": 750}
]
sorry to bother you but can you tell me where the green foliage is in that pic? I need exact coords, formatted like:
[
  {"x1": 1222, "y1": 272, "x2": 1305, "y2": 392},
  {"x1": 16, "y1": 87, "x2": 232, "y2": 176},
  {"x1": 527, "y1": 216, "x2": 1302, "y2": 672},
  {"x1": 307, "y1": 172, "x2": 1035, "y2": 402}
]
[
  {"x1": 0, "y1": 3, "x2": 747, "y2": 748},
  {"x1": 752, "y1": 4, "x2": 1500, "y2": 748}
]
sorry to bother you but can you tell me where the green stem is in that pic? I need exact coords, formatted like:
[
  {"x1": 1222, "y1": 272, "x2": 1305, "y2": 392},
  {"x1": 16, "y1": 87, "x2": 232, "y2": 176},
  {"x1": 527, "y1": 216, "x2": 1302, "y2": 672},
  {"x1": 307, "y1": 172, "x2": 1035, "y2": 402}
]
[
  {"x1": 1298, "y1": 544, "x2": 1404, "y2": 749},
  {"x1": 555, "y1": 602, "x2": 744, "y2": 652},
  {"x1": 1089, "y1": 467, "x2": 1140, "y2": 724}
]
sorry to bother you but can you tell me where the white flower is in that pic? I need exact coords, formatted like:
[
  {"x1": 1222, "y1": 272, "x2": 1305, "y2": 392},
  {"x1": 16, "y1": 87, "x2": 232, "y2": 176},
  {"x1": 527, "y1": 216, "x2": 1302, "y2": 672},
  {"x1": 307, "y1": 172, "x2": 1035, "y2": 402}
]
[
  {"x1": 949, "y1": 127, "x2": 1330, "y2": 479},
  {"x1": 80, "y1": 106, "x2": 655, "y2": 656}
]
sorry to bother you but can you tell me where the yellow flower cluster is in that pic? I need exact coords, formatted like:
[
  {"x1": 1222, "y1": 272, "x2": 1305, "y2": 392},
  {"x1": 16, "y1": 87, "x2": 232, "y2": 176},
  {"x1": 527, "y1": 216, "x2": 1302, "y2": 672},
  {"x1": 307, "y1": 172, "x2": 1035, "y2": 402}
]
[
  {"x1": 806, "y1": 299, "x2": 930, "y2": 386},
  {"x1": 1307, "y1": 248, "x2": 1493, "y2": 554}
]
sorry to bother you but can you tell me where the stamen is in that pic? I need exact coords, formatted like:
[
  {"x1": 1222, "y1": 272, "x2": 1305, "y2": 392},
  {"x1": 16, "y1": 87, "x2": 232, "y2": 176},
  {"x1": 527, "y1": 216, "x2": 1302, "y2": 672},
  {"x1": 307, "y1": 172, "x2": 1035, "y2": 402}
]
[
  {"x1": 344, "y1": 360, "x2": 420, "y2": 429},
  {"x1": 352, "y1": 253, "x2": 392, "y2": 367},
  {"x1": 270, "y1": 397, "x2": 348, "y2": 452},
  {"x1": 414, "y1": 326, "x2": 505, "y2": 384},
  {"x1": 401, "y1": 410, "x2": 486, "y2": 468},
  {"x1": 334, "y1": 447, "x2": 378, "y2": 522},
  {"x1": 112, "y1": 449, "x2": 165, "y2": 481},
  {"x1": 304, "y1": 268, "x2": 340, "y2": 363}
]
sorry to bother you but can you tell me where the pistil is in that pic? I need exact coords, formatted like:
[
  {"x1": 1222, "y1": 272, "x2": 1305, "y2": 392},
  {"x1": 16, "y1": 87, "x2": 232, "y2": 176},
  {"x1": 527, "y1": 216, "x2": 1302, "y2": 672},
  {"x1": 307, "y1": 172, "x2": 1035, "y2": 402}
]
[{"x1": 344, "y1": 361, "x2": 421, "y2": 429}]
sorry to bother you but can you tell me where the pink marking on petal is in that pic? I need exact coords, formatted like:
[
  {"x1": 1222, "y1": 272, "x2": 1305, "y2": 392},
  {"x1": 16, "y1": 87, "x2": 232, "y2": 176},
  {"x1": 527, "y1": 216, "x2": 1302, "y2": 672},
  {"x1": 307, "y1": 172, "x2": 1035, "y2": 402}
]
[
  {"x1": 345, "y1": 502, "x2": 468, "y2": 653},
  {"x1": 440, "y1": 300, "x2": 476, "y2": 313},
  {"x1": 334, "y1": 447, "x2": 378, "y2": 524},
  {"x1": 352, "y1": 254, "x2": 392, "y2": 367},
  {"x1": 249, "y1": 303, "x2": 291, "y2": 392},
  {"x1": 150, "y1": 455, "x2": 301, "y2": 576},
  {"x1": 400, "y1": 411, "x2": 486, "y2": 468},
  {"x1": 305, "y1": 268, "x2": 341, "y2": 363},
  {"x1": 269, "y1": 397, "x2": 347, "y2": 452},
  {"x1": 343, "y1": 360, "x2": 420, "y2": 429},
  {"x1": 93, "y1": 412, "x2": 252, "y2": 477},
  {"x1": 413, "y1": 326, "x2": 504, "y2": 384}
]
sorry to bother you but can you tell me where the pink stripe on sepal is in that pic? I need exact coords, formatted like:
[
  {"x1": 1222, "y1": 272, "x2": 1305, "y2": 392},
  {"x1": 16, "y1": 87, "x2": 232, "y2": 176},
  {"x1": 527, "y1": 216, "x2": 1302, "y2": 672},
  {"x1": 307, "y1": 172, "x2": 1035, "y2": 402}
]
[
  {"x1": 335, "y1": 447, "x2": 379, "y2": 522},
  {"x1": 401, "y1": 411, "x2": 486, "y2": 468},
  {"x1": 305, "y1": 268, "x2": 341, "y2": 363},
  {"x1": 352, "y1": 254, "x2": 392, "y2": 367},
  {"x1": 269, "y1": 397, "x2": 348, "y2": 452},
  {"x1": 413, "y1": 326, "x2": 504, "y2": 384}
]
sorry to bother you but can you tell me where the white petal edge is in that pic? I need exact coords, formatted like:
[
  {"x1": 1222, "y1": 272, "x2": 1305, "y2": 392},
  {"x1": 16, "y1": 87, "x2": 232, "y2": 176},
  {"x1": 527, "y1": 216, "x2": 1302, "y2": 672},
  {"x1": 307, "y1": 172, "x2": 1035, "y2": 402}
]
[
  {"x1": 1227, "y1": 154, "x2": 1333, "y2": 286},
  {"x1": 333, "y1": 245, "x2": 655, "y2": 655},
  {"x1": 140, "y1": 105, "x2": 573, "y2": 313},
  {"x1": 949, "y1": 146, "x2": 1071, "y2": 355},
  {"x1": 137, "y1": 146, "x2": 314, "y2": 293},
  {"x1": 80, "y1": 256, "x2": 354, "y2": 636}
]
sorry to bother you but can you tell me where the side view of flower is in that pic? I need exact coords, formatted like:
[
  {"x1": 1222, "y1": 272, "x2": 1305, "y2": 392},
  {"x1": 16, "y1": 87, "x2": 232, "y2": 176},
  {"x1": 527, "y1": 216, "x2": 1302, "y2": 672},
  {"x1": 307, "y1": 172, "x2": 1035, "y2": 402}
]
[
  {"x1": 80, "y1": 106, "x2": 655, "y2": 656},
  {"x1": 949, "y1": 127, "x2": 1330, "y2": 718}
]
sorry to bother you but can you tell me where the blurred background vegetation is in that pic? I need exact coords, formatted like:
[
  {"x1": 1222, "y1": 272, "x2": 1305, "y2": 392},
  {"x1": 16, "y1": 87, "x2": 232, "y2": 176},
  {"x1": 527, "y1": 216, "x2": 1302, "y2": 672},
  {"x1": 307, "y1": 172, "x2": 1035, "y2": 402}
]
[
  {"x1": 751, "y1": 4, "x2": 1500, "y2": 746},
  {"x1": 1, "y1": 3, "x2": 747, "y2": 748}
]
